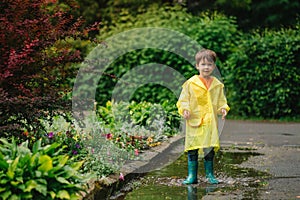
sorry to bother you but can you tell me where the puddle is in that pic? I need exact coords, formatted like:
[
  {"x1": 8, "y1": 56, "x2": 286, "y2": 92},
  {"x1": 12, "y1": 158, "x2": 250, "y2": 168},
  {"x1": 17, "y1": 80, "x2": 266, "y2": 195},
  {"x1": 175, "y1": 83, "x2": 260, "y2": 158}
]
[{"x1": 110, "y1": 150, "x2": 271, "y2": 200}]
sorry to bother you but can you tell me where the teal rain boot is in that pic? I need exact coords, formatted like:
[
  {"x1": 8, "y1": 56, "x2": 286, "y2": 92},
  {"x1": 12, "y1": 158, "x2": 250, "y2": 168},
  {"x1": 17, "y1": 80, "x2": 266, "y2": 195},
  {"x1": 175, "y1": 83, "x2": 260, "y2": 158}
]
[
  {"x1": 183, "y1": 151, "x2": 198, "y2": 184},
  {"x1": 204, "y1": 160, "x2": 218, "y2": 184},
  {"x1": 183, "y1": 160, "x2": 198, "y2": 184}
]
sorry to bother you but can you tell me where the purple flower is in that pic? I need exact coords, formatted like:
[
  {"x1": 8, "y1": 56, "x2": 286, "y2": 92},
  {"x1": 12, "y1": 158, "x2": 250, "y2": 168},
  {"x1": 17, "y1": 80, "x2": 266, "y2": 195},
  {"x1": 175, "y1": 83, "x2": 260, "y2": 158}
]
[
  {"x1": 66, "y1": 131, "x2": 71, "y2": 137},
  {"x1": 47, "y1": 132, "x2": 54, "y2": 139},
  {"x1": 75, "y1": 143, "x2": 81, "y2": 149},
  {"x1": 72, "y1": 150, "x2": 78, "y2": 155}
]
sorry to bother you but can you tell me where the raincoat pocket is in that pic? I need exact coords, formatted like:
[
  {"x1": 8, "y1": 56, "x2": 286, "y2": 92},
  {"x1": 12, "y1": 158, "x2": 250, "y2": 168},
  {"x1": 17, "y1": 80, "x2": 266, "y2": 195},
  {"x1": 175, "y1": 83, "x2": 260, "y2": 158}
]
[{"x1": 187, "y1": 118, "x2": 203, "y2": 128}]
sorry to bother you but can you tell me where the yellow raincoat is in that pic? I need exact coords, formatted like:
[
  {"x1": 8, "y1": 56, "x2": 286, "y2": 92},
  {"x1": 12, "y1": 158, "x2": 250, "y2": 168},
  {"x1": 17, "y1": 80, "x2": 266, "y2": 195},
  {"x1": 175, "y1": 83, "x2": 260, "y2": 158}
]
[{"x1": 176, "y1": 75, "x2": 230, "y2": 155}]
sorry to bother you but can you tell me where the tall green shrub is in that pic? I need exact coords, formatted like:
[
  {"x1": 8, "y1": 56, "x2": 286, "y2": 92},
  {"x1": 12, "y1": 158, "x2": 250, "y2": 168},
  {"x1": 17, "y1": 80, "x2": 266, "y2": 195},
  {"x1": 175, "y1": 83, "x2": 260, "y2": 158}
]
[
  {"x1": 224, "y1": 27, "x2": 300, "y2": 119},
  {"x1": 95, "y1": 5, "x2": 241, "y2": 105}
]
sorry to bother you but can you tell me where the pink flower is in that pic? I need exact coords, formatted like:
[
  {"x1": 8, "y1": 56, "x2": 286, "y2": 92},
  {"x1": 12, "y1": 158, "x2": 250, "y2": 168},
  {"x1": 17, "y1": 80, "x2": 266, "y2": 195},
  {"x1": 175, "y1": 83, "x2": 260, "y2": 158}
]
[
  {"x1": 119, "y1": 173, "x2": 124, "y2": 181},
  {"x1": 91, "y1": 148, "x2": 95, "y2": 154},
  {"x1": 134, "y1": 149, "x2": 139, "y2": 156},
  {"x1": 105, "y1": 133, "x2": 113, "y2": 140},
  {"x1": 120, "y1": 142, "x2": 125, "y2": 148}
]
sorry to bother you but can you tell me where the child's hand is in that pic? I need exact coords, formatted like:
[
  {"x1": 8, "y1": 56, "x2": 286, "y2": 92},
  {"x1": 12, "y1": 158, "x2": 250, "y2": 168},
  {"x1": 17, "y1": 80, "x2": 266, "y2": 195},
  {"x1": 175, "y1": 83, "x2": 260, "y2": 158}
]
[
  {"x1": 183, "y1": 110, "x2": 190, "y2": 119},
  {"x1": 221, "y1": 108, "x2": 227, "y2": 120}
]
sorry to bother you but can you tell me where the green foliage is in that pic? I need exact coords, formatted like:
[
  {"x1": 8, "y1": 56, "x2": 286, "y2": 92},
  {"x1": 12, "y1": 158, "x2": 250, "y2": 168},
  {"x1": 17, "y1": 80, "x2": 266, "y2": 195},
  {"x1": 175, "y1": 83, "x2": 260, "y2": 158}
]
[
  {"x1": 17, "y1": 115, "x2": 88, "y2": 159},
  {"x1": 224, "y1": 27, "x2": 300, "y2": 119},
  {"x1": 95, "y1": 5, "x2": 241, "y2": 105},
  {"x1": 99, "y1": 5, "x2": 240, "y2": 60},
  {"x1": 0, "y1": 138, "x2": 91, "y2": 200},
  {"x1": 39, "y1": 115, "x2": 119, "y2": 178},
  {"x1": 74, "y1": 0, "x2": 171, "y2": 27},
  {"x1": 71, "y1": 1, "x2": 300, "y2": 120},
  {"x1": 89, "y1": 100, "x2": 182, "y2": 166},
  {"x1": 97, "y1": 100, "x2": 180, "y2": 137},
  {"x1": 186, "y1": 0, "x2": 300, "y2": 31}
]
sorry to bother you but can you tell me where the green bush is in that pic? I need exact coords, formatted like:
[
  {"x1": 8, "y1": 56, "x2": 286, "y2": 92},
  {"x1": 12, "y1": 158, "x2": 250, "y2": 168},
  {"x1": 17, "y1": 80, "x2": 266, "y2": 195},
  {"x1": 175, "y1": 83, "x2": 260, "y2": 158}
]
[
  {"x1": 0, "y1": 138, "x2": 91, "y2": 200},
  {"x1": 39, "y1": 115, "x2": 120, "y2": 178},
  {"x1": 224, "y1": 27, "x2": 300, "y2": 119},
  {"x1": 97, "y1": 100, "x2": 180, "y2": 136},
  {"x1": 94, "y1": 5, "x2": 241, "y2": 105}
]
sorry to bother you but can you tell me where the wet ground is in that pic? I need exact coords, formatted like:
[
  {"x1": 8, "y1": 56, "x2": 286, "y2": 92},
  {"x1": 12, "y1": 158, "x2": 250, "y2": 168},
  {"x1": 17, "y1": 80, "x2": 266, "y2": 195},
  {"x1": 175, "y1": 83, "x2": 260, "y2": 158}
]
[
  {"x1": 86, "y1": 120, "x2": 300, "y2": 200},
  {"x1": 111, "y1": 148, "x2": 271, "y2": 199}
]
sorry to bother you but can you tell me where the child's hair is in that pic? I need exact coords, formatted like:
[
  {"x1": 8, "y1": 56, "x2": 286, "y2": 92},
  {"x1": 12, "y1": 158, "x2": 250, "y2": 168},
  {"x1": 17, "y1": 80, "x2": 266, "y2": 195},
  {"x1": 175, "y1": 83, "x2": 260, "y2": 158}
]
[{"x1": 195, "y1": 48, "x2": 217, "y2": 64}]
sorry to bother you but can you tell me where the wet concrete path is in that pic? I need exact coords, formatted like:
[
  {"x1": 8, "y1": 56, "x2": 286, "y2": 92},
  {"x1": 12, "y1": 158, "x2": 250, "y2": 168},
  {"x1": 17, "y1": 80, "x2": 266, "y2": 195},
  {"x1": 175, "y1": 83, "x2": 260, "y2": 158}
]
[
  {"x1": 220, "y1": 120, "x2": 300, "y2": 199},
  {"x1": 221, "y1": 120, "x2": 300, "y2": 147}
]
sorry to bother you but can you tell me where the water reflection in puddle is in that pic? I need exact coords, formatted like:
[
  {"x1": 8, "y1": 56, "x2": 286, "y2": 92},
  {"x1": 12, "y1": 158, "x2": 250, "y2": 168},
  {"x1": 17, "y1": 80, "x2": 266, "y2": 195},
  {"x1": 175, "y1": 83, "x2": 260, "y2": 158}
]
[{"x1": 112, "y1": 150, "x2": 270, "y2": 200}]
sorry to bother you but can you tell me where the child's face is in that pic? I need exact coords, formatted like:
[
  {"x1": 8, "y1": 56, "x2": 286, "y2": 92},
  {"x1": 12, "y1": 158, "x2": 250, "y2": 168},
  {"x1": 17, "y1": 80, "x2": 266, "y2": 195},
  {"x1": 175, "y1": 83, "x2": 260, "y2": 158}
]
[{"x1": 196, "y1": 58, "x2": 215, "y2": 78}]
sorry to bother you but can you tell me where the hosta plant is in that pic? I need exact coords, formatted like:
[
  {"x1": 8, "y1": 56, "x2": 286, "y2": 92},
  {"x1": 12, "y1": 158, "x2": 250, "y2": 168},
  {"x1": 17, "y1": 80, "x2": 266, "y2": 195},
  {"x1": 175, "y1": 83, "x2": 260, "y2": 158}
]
[{"x1": 0, "y1": 138, "x2": 92, "y2": 200}]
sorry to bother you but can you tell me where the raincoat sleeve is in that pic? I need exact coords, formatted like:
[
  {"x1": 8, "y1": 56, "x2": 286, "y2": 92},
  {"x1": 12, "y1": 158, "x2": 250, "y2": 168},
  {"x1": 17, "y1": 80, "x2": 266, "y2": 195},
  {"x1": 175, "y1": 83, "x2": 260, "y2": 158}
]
[
  {"x1": 217, "y1": 85, "x2": 230, "y2": 114},
  {"x1": 176, "y1": 81, "x2": 190, "y2": 116}
]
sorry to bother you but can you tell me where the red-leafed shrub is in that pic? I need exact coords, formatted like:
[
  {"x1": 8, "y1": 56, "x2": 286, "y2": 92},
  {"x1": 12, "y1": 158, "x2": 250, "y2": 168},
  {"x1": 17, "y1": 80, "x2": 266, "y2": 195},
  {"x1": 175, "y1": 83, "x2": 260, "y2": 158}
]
[{"x1": 0, "y1": 0, "x2": 98, "y2": 137}]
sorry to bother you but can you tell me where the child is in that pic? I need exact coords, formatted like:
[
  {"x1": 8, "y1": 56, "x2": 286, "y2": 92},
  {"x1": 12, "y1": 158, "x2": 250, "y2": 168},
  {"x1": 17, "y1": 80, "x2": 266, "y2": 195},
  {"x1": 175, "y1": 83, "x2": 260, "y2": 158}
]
[{"x1": 176, "y1": 48, "x2": 230, "y2": 184}]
